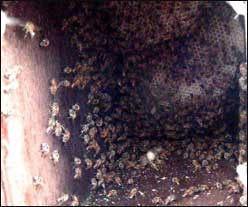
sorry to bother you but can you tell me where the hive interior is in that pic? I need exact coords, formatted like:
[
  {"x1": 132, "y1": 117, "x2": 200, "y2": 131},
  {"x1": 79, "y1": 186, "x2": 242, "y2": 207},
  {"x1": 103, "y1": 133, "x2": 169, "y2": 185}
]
[{"x1": 43, "y1": 1, "x2": 245, "y2": 205}]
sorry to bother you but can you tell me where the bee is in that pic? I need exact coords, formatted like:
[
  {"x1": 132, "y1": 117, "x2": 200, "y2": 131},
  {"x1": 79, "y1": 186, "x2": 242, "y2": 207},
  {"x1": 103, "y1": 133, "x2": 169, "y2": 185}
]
[
  {"x1": 86, "y1": 113, "x2": 93, "y2": 122},
  {"x1": 4, "y1": 64, "x2": 22, "y2": 81},
  {"x1": 183, "y1": 152, "x2": 189, "y2": 159},
  {"x1": 70, "y1": 195, "x2": 80, "y2": 206},
  {"x1": 182, "y1": 186, "x2": 197, "y2": 197},
  {"x1": 89, "y1": 120, "x2": 95, "y2": 126},
  {"x1": 93, "y1": 107, "x2": 100, "y2": 114},
  {"x1": 215, "y1": 182, "x2": 223, "y2": 190},
  {"x1": 129, "y1": 188, "x2": 138, "y2": 199},
  {"x1": 73, "y1": 167, "x2": 82, "y2": 179},
  {"x1": 64, "y1": 66, "x2": 73, "y2": 74},
  {"x1": 91, "y1": 178, "x2": 98, "y2": 190},
  {"x1": 82, "y1": 134, "x2": 91, "y2": 144},
  {"x1": 40, "y1": 143, "x2": 50, "y2": 157},
  {"x1": 81, "y1": 124, "x2": 90, "y2": 134},
  {"x1": 201, "y1": 159, "x2": 209, "y2": 167},
  {"x1": 239, "y1": 77, "x2": 247, "y2": 91},
  {"x1": 239, "y1": 63, "x2": 247, "y2": 78},
  {"x1": 96, "y1": 118, "x2": 103, "y2": 127},
  {"x1": 62, "y1": 129, "x2": 71, "y2": 143},
  {"x1": 212, "y1": 163, "x2": 219, "y2": 170},
  {"x1": 107, "y1": 150, "x2": 116, "y2": 160},
  {"x1": 85, "y1": 158, "x2": 93, "y2": 169},
  {"x1": 96, "y1": 169, "x2": 104, "y2": 182},
  {"x1": 54, "y1": 121, "x2": 63, "y2": 137},
  {"x1": 49, "y1": 78, "x2": 58, "y2": 96},
  {"x1": 72, "y1": 103, "x2": 80, "y2": 111},
  {"x1": 104, "y1": 171, "x2": 116, "y2": 183},
  {"x1": 71, "y1": 75, "x2": 84, "y2": 88},
  {"x1": 127, "y1": 178, "x2": 134, "y2": 185},
  {"x1": 32, "y1": 176, "x2": 44, "y2": 189},
  {"x1": 198, "y1": 184, "x2": 209, "y2": 192},
  {"x1": 222, "y1": 179, "x2": 233, "y2": 186},
  {"x1": 107, "y1": 189, "x2": 117, "y2": 198},
  {"x1": 57, "y1": 193, "x2": 69, "y2": 205},
  {"x1": 114, "y1": 176, "x2": 122, "y2": 186},
  {"x1": 205, "y1": 165, "x2": 212, "y2": 173},
  {"x1": 87, "y1": 140, "x2": 100, "y2": 155},
  {"x1": 46, "y1": 117, "x2": 56, "y2": 134},
  {"x1": 39, "y1": 38, "x2": 50, "y2": 47},
  {"x1": 152, "y1": 196, "x2": 164, "y2": 205},
  {"x1": 172, "y1": 177, "x2": 180, "y2": 185},
  {"x1": 51, "y1": 102, "x2": 59, "y2": 117},
  {"x1": 93, "y1": 158, "x2": 103, "y2": 169},
  {"x1": 100, "y1": 127, "x2": 109, "y2": 139},
  {"x1": 69, "y1": 109, "x2": 77, "y2": 120},
  {"x1": 23, "y1": 21, "x2": 41, "y2": 38},
  {"x1": 59, "y1": 80, "x2": 71, "y2": 88},
  {"x1": 50, "y1": 150, "x2": 60, "y2": 165},
  {"x1": 216, "y1": 201, "x2": 224, "y2": 206},
  {"x1": 164, "y1": 194, "x2": 176, "y2": 205},
  {"x1": 226, "y1": 195, "x2": 234, "y2": 205},
  {"x1": 74, "y1": 157, "x2": 82, "y2": 166},
  {"x1": 89, "y1": 127, "x2": 97, "y2": 139},
  {"x1": 192, "y1": 160, "x2": 201, "y2": 171},
  {"x1": 224, "y1": 152, "x2": 232, "y2": 160}
]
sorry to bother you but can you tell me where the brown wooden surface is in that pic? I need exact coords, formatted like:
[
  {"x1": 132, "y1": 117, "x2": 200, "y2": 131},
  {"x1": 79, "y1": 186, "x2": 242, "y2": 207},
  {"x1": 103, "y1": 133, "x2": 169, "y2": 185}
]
[{"x1": 1, "y1": 1, "x2": 87, "y2": 205}]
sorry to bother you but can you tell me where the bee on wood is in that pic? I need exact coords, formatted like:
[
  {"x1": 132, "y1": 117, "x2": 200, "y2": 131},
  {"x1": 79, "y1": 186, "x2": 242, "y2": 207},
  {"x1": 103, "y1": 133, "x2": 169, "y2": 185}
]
[
  {"x1": 32, "y1": 176, "x2": 44, "y2": 190},
  {"x1": 51, "y1": 102, "x2": 59, "y2": 117},
  {"x1": 74, "y1": 157, "x2": 82, "y2": 166},
  {"x1": 40, "y1": 143, "x2": 50, "y2": 157},
  {"x1": 23, "y1": 21, "x2": 41, "y2": 38},
  {"x1": 128, "y1": 188, "x2": 138, "y2": 199},
  {"x1": 50, "y1": 150, "x2": 60, "y2": 165},
  {"x1": 73, "y1": 167, "x2": 82, "y2": 179},
  {"x1": 46, "y1": 117, "x2": 56, "y2": 134},
  {"x1": 54, "y1": 121, "x2": 63, "y2": 137},
  {"x1": 70, "y1": 195, "x2": 80, "y2": 206},
  {"x1": 49, "y1": 78, "x2": 58, "y2": 96},
  {"x1": 57, "y1": 193, "x2": 69, "y2": 205},
  {"x1": 62, "y1": 129, "x2": 71, "y2": 143}
]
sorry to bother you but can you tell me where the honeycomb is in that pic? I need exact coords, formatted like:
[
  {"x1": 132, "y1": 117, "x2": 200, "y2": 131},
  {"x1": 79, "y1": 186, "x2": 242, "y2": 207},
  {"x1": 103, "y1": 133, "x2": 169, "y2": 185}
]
[{"x1": 145, "y1": 1, "x2": 244, "y2": 108}]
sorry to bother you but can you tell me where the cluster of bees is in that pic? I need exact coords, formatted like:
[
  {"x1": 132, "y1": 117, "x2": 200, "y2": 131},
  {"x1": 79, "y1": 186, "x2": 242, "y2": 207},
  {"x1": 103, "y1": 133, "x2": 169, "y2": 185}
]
[
  {"x1": 1, "y1": 64, "x2": 22, "y2": 117},
  {"x1": 238, "y1": 63, "x2": 247, "y2": 165},
  {"x1": 238, "y1": 63, "x2": 247, "y2": 206},
  {"x1": 44, "y1": 1, "x2": 246, "y2": 205},
  {"x1": 23, "y1": 21, "x2": 50, "y2": 47}
]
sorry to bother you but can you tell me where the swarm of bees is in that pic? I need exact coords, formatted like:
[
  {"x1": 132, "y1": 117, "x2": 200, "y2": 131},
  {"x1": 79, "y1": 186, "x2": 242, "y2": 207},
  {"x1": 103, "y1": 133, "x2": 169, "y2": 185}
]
[{"x1": 43, "y1": 1, "x2": 245, "y2": 206}]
